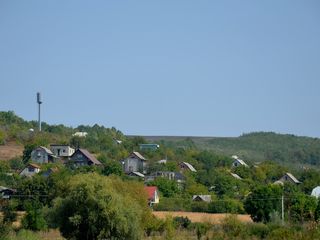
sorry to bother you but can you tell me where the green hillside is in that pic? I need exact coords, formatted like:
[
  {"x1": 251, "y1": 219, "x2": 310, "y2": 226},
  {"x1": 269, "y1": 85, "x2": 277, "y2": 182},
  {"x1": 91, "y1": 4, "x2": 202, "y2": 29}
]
[{"x1": 143, "y1": 132, "x2": 320, "y2": 168}]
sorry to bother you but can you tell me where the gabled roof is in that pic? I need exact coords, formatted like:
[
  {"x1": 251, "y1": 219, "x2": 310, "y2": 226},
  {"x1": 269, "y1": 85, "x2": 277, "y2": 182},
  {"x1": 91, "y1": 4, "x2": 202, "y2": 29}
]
[
  {"x1": 28, "y1": 163, "x2": 40, "y2": 169},
  {"x1": 74, "y1": 149, "x2": 102, "y2": 165},
  {"x1": 129, "y1": 172, "x2": 145, "y2": 178},
  {"x1": 284, "y1": 172, "x2": 300, "y2": 184},
  {"x1": 230, "y1": 173, "x2": 242, "y2": 180},
  {"x1": 145, "y1": 186, "x2": 158, "y2": 200},
  {"x1": 233, "y1": 158, "x2": 248, "y2": 167},
  {"x1": 39, "y1": 146, "x2": 54, "y2": 155},
  {"x1": 192, "y1": 195, "x2": 212, "y2": 202},
  {"x1": 131, "y1": 152, "x2": 146, "y2": 161},
  {"x1": 181, "y1": 162, "x2": 197, "y2": 172}
]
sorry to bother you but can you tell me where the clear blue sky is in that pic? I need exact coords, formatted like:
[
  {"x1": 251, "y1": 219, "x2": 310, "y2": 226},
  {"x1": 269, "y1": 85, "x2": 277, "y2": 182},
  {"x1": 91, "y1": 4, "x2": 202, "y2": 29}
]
[{"x1": 1, "y1": 1, "x2": 320, "y2": 137}]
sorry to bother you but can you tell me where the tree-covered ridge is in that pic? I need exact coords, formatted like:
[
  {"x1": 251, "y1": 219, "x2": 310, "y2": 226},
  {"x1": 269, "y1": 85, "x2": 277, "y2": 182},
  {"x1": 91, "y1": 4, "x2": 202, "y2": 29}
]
[{"x1": 144, "y1": 132, "x2": 320, "y2": 168}]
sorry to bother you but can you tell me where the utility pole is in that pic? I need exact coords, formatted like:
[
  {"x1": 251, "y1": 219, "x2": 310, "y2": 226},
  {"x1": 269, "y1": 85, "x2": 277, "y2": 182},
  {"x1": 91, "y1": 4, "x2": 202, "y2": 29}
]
[
  {"x1": 281, "y1": 194, "x2": 284, "y2": 225},
  {"x1": 37, "y1": 92, "x2": 42, "y2": 132}
]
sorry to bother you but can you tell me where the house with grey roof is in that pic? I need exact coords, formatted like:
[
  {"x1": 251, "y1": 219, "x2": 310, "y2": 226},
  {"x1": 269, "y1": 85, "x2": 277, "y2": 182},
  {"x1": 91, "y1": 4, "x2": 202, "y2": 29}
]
[
  {"x1": 179, "y1": 162, "x2": 197, "y2": 172},
  {"x1": 276, "y1": 172, "x2": 301, "y2": 185},
  {"x1": 192, "y1": 195, "x2": 212, "y2": 203},
  {"x1": 31, "y1": 146, "x2": 58, "y2": 164},
  {"x1": 70, "y1": 149, "x2": 102, "y2": 167},
  {"x1": 123, "y1": 152, "x2": 147, "y2": 174},
  {"x1": 231, "y1": 155, "x2": 248, "y2": 167}
]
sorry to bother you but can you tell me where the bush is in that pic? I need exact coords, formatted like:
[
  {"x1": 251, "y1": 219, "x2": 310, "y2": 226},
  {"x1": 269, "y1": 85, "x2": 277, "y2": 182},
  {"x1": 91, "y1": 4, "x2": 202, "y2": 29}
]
[
  {"x1": 173, "y1": 216, "x2": 191, "y2": 229},
  {"x1": 221, "y1": 215, "x2": 244, "y2": 238},
  {"x1": 153, "y1": 198, "x2": 191, "y2": 211},
  {"x1": 191, "y1": 201, "x2": 209, "y2": 212},
  {"x1": 189, "y1": 222, "x2": 210, "y2": 240},
  {"x1": 21, "y1": 204, "x2": 47, "y2": 231},
  {"x1": 208, "y1": 198, "x2": 244, "y2": 213},
  {"x1": 246, "y1": 223, "x2": 269, "y2": 239}
]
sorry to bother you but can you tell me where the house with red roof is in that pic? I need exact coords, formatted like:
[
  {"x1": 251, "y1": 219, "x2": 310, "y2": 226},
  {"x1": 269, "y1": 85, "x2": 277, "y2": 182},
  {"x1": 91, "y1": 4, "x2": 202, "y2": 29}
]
[{"x1": 144, "y1": 186, "x2": 159, "y2": 205}]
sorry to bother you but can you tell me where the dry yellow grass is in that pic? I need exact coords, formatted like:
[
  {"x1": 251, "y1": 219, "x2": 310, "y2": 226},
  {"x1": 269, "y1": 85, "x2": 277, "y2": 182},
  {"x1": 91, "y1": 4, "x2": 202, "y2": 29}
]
[
  {"x1": 0, "y1": 141, "x2": 23, "y2": 160},
  {"x1": 152, "y1": 211, "x2": 252, "y2": 224}
]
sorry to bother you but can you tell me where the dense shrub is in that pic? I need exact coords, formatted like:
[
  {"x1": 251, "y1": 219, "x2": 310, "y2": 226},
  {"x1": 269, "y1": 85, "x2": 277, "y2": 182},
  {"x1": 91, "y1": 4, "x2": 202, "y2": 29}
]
[
  {"x1": 153, "y1": 198, "x2": 191, "y2": 211},
  {"x1": 208, "y1": 198, "x2": 244, "y2": 214}
]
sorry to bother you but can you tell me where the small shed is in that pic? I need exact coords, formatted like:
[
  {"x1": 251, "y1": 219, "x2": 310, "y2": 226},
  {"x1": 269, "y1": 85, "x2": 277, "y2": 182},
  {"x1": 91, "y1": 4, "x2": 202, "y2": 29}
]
[{"x1": 20, "y1": 163, "x2": 41, "y2": 177}]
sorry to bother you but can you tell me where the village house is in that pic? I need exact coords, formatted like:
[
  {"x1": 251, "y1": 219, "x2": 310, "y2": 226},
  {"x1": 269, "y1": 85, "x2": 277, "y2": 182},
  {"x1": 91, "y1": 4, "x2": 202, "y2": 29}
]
[
  {"x1": 70, "y1": 148, "x2": 102, "y2": 167},
  {"x1": 20, "y1": 163, "x2": 41, "y2": 177},
  {"x1": 179, "y1": 162, "x2": 197, "y2": 172},
  {"x1": 192, "y1": 195, "x2": 212, "y2": 203},
  {"x1": 231, "y1": 155, "x2": 248, "y2": 167},
  {"x1": 31, "y1": 146, "x2": 57, "y2": 164},
  {"x1": 144, "y1": 186, "x2": 160, "y2": 206},
  {"x1": 122, "y1": 152, "x2": 147, "y2": 174},
  {"x1": 275, "y1": 172, "x2": 301, "y2": 185},
  {"x1": 50, "y1": 144, "x2": 75, "y2": 158}
]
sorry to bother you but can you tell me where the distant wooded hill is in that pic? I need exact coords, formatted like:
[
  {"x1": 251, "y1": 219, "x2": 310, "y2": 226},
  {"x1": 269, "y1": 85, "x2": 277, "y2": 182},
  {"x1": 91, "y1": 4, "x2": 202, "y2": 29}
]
[
  {"x1": 141, "y1": 132, "x2": 320, "y2": 168},
  {"x1": 1, "y1": 111, "x2": 320, "y2": 169}
]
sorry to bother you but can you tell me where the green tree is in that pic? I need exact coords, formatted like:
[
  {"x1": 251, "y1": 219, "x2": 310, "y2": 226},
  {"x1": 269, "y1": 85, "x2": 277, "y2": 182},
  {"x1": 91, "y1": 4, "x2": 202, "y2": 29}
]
[
  {"x1": 149, "y1": 178, "x2": 180, "y2": 197},
  {"x1": 22, "y1": 143, "x2": 37, "y2": 164},
  {"x1": 102, "y1": 161, "x2": 123, "y2": 176},
  {"x1": 49, "y1": 173, "x2": 149, "y2": 240},
  {"x1": 21, "y1": 202, "x2": 47, "y2": 231},
  {"x1": 244, "y1": 184, "x2": 282, "y2": 222}
]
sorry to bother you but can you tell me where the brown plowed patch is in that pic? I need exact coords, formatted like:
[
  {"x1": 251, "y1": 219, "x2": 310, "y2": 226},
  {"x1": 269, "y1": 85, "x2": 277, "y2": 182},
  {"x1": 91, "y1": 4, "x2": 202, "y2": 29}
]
[
  {"x1": 152, "y1": 211, "x2": 252, "y2": 224},
  {"x1": 0, "y1": 141, "x2": 23, "y2": 160}
]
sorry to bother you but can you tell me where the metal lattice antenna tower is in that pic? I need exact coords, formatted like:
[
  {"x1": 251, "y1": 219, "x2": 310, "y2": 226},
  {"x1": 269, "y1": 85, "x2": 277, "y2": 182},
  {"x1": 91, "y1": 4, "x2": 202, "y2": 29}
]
[{"x1": 37, "y1": 92, "x2": 42, "y2": 131}]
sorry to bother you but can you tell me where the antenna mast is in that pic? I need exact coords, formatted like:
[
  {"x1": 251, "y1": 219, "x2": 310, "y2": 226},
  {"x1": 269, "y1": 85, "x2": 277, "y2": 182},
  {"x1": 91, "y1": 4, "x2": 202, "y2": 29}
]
[{"x1": 37, "y1": 92, "x2": 42, "y2": 132}]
